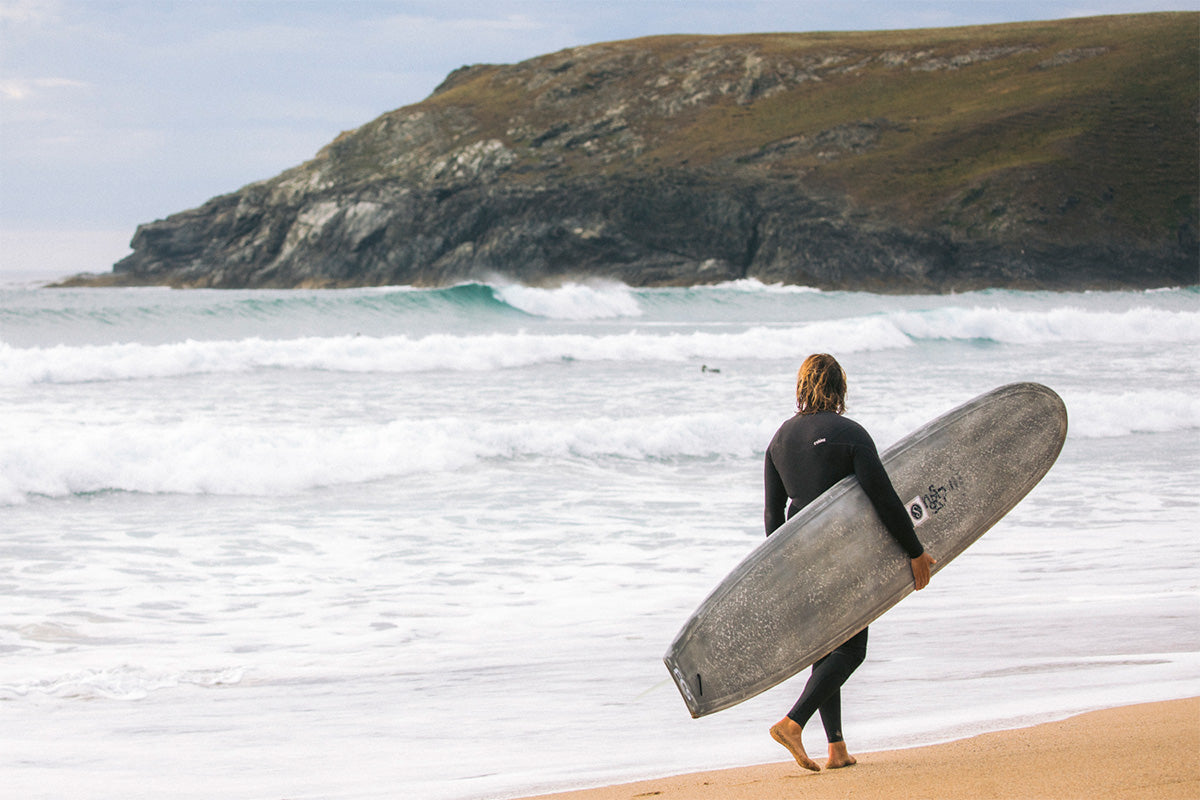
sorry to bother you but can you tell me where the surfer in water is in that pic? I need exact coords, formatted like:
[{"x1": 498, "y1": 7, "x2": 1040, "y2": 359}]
[{"x1": 764, "y1": 353, "x2": 936, "y2": 772}]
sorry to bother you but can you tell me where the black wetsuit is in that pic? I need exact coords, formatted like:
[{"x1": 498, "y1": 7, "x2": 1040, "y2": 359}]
[{"x1": 763, "y1": 411, "x2": 924, "y2": 742}]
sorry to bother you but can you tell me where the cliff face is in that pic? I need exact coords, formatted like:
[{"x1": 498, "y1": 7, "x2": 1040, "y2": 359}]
[{"x1": 98, "y1": 13, "x2": 1198, "y2": 290}]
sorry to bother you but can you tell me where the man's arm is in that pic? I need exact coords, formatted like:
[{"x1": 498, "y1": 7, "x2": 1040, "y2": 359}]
[
  {"x1": 764, "y1": 452, "x2": 788, "y2": 536},
  {"x1": 853, "y1": 444, "x2": 925, "y2": 557},
  {"x1": 852, "y1": 438, "x2": 937, "y2": 589}
]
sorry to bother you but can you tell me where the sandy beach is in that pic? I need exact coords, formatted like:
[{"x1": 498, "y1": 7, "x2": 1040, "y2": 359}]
[{"x1": 518, "y1": 697, "x2": 1199, "y2": 800}]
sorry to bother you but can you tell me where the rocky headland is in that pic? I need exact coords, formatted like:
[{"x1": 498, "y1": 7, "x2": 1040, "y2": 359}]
[{"x1": 69, "y1": 13, "x2": 1198, "y2": 291}]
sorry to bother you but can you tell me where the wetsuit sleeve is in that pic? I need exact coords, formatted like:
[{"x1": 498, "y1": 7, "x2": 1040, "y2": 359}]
[
  {"x1": 852, "y1": 440, "x2": 925, "y2": 558},
  {"x1": 764, "y1": 450, "x2": 788, "y2": 536}
]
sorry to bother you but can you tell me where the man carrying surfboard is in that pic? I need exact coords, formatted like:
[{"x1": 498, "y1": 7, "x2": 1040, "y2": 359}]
[{"x1": 764, "y1": 353, "x2": 937, "y2": 772}]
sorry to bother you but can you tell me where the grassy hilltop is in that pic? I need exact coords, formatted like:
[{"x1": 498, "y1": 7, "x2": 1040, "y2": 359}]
[{"x1": 425, "y1": 13, "x2": 1197, "y2": 252}]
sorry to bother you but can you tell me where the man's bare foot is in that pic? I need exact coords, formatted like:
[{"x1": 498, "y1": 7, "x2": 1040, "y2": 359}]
[
  {"x1": 826, "y1": 741, "x2": 857, "y2": 769},
  {"x1": 769, "y1": 718, "x2": 821, "y2": 772}
]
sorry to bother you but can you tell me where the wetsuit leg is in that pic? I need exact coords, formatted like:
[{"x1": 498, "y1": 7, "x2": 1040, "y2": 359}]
[{"x1": 785, "y1": 627, "x2": 868, "y2": 742}]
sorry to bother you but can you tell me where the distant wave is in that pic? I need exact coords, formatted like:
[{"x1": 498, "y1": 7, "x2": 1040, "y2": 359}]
[
  {"x1": 3, "y1": 393, "x2": 1196, "y2": 505},
  {"x1": 5, "y1": 283, "x2": 1196, "y2": 340},
  {"x1": 3, "y1": 303, "x2": 1195, "y2": 386},
  {"x1": 205, "y1": 280, "x2": 646, "y2": 321},
  {"x1": 492, "y1": 281, "x2": 643, "y2": 319},
  {"x1": 0, "y1": 283, "x2": 648, "y2": 350},
  {"x1": 890, "y1": 305, "x2": 1199, "y2": 344},
  {"x1": 0, "y1": 320, "x2": 909, "y2": 385},
  {"x1": 191, "y1": 281, "x2": 536, "y2": 322},
  {"x1": 702, "y1": 278, "x2": 824, "y2": 293}
]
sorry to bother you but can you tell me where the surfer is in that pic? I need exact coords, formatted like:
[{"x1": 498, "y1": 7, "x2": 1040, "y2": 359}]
[{"x1": 764, "y1": 353, "x2": 936, "y2": 772}]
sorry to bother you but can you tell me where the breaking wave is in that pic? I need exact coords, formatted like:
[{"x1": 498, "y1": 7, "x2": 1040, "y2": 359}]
[
  {"x1": 3, "y1": 390, "x2": 1196, "y2": 505},
  {"x1": 3, "y1": 301, "x2": 1195, "y2": 386}
]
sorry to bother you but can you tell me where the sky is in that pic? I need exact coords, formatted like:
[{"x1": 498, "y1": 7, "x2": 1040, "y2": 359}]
[{"x1": 1, "y1": 0, "x2": 1196, "y2": 281}]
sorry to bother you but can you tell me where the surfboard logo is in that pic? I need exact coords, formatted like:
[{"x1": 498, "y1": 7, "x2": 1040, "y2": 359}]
[
  {"x1": 908, "y1": 474, "x2": 962, "y2": 526},
  {"x1": 907, "y1": 495, "x2": 930, "y2": 526}
]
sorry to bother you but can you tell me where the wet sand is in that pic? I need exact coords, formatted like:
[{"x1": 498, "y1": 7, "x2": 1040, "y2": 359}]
[{"x1": 517, "y1": 697, "x2": 1199, "y2": 800}]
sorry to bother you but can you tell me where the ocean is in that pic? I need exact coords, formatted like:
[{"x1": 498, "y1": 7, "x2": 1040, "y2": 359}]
[{"x1": 1, "y1": 280, "x2": 1197, "y2": 799}]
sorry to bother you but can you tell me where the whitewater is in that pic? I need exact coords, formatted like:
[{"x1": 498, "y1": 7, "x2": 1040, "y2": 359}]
[{"x1": 1, "y1": 281, "x2": 1197, "y2": 799}]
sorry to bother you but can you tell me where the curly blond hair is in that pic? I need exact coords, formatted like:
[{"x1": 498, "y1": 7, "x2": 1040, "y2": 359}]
[{"x1": 796, "y1": 353, "x2": 846, "y2": 414}]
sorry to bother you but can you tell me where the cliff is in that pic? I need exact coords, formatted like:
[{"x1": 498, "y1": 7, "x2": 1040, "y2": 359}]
[{"x1": 79, "y1": 13, "x2": 1199, "y2": 290}]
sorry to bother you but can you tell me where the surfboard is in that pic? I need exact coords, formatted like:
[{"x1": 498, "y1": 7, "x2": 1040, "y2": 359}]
[{"x1": 664, "y1": 382, "x2": 1067, "y2": 718}]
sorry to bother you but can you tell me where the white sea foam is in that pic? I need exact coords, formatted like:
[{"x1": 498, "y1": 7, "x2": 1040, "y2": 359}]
[
  {"x1": 0, "y1": 665, "x2": 244, "y2": 701},
  {"x1": 0, "y1": 319, "x2": 910, "y2": 385},
  {"x1": 4, "y1": 304, "x2": 1194, "y2": 386},
  {"x1": 892, "y1": 305, "x2": 1200, "y2": 344},
  {"x1": 493, "y1": 281, "x2": 643, "y2": 319},
  {"x1": 4, "y1": 388, "x2": 1196, "y2": 505},
  {"x1": 706, "y1": 278, "x2": 824, "y2": 293},
  {"x1": 1060, "y1": 389, "x2": 1200, "y2": 438},
  {"x1": 0, "y1": 412, "x2": 775, "y2": 504}
]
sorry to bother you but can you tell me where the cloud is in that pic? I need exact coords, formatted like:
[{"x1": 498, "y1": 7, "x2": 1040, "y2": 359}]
[
  {"x1": 0, "y1": 76, "x2": 87, "y2": 101},
  {"x1": 0, "y1": 0, "x2": 61, "y2": 25}
]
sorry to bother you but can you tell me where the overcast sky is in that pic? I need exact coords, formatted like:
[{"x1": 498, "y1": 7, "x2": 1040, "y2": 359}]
[{"x1": 1, "y1": 0, "x2": 1195, "y2": 279}]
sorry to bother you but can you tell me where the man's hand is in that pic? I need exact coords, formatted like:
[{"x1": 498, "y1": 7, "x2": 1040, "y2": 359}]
[{"x1": 910, "y1": 552, "x2": 937, "y2": 591}]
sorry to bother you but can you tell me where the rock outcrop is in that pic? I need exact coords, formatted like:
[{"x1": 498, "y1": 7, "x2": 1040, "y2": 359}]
[{"x1": 82, "y1": 13, "x2": 1198, "y2": 290}]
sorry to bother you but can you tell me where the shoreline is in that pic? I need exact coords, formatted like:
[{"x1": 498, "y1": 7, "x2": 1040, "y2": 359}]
[{"x1": 515, "y1": 697, "x2": 1199, "y2": 800}]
